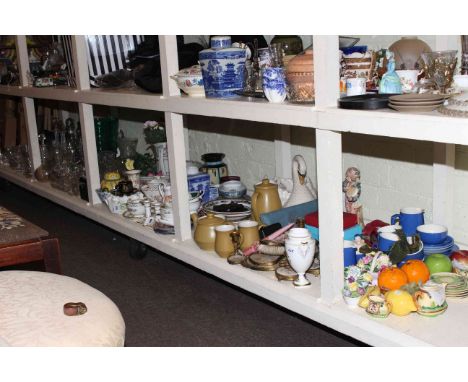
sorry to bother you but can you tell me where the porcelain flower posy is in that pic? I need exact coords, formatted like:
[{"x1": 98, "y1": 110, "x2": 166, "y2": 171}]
[
  {"x1": 143, "y1": 121, "x2": 166, "y2": 144},
  {"x1": 343, "y1": 265, "x2": 372, "y2": 298}
]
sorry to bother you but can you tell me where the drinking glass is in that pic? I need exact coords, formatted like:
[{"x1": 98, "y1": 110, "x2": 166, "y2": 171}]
[{"x1": 420, "y1": 50, "x2": 458, "y2": 93}]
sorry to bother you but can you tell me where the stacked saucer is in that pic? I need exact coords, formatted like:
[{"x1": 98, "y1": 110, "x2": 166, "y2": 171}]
[
  {"x1": 423, "y1": 236, "x2": 456, "y2": 256},
  {"x1": 431, "y1": 272, "x2": 468, "y2": 299},
  {"x1": 388, "y1": 94, "x2": 445, "y2": 112}
]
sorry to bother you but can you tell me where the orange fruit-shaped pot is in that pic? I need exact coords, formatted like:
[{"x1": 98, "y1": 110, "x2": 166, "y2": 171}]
[
  {"x1": 401, "y1": 259, "x2": 430, "y2": 284},
  {"x1": 378, "y1": 267, "x2": 408, "y2": 291}
]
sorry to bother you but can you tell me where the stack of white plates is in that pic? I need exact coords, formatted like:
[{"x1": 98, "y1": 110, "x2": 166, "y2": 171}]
[{"x1": 388, "y1": 94, "x2": 445, "y2": 112}]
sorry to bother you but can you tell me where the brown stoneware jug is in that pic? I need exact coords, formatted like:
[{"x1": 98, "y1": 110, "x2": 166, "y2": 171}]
[{"x1": 251, "y1": 178, "x2": 282, "y2": 223}]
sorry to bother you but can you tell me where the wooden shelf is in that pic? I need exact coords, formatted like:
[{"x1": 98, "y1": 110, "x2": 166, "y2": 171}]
[
  {"x1": 4, "y1": 164, "x2": 468, "y2": 347},
  {"x1": 3, "y1": 35, "x2": 468, "y2": 347},
  {"x1": 319, "y1": 107, "x2": 468, "y2": 145}
]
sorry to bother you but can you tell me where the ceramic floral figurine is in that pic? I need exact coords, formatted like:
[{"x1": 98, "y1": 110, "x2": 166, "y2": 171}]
[
  {"x1": 356, "y1": 251, "x2": 392, "y2": 285},
  {"x1": 379, "y1": 51, "x2": 402, "y2": 94},
  {"x1": 342, "y1": 265, "x2": 373, "y2": 306},
  {"x1": 354, "y1": 234, "x2": 372, "y2": 255},
  {"x1": 342, "y1": 167, "x2": 363, "y2": 226}
]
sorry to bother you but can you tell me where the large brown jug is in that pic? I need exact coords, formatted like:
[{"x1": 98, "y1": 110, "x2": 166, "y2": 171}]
[{"x1": 251, "y1": 178, "x2": 282, "y2": 223}]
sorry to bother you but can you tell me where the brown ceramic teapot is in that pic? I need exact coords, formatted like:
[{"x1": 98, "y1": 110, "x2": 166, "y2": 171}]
[
  {"x1": 251, "y1": 178, "x2": 282, "y2": 223},
  {"x1": 191, "y1": 212, "x2": 226, "y2": 251}
]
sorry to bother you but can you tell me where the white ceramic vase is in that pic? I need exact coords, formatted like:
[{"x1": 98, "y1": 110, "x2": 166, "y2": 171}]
[{"x1": 285, "y1": 229, "x2": 316, "y2": 287}]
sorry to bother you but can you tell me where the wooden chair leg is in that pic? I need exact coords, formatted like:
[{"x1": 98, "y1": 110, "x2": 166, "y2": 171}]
[{"x1": 41, "y1": 238, "x2": 62, "y2": 274}]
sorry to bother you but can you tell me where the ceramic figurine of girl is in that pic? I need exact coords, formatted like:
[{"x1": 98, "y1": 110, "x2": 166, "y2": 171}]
[
  {"x1": 379, "y1": 51, "x2": 402, "y2": 94},
  {"x1": 343, "y1": 167, "x2": 363, "y2": 226}
]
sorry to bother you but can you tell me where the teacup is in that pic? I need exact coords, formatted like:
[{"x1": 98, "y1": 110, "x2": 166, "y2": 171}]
[
  {"x1": 127, "y1": 202, "x2": 145, "y2": 216},
  {"x1": 413, "y1": 281, "x2": 447, "y2": 316},
  {"x1": 396, "y1": 70, "x2": 419, "y2": 93},
  {"x1": 378, "y1": 232, "x2": 400, "y2": 252},
  {"x1": 346, "y1": 77, "x2": 366, "y2": 96},
  {"x1": 366, "y1": 295, "x2": 392, "y2": 318},
  {"x1": 391, "y1": 207, "x2": 425, "y2": 236},
  {"x1": 215, "y1": 224, "x2": 238, "y2": 258},
  {"x1": 160, "y1": 207, "x2": 174, "y2": 225},
  {"x1": 238, "y1": 220, "x2": 260, "y2": 251}
]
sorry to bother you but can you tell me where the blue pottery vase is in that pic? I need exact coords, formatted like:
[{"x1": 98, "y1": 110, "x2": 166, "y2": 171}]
[
  {"x1": 262, "y1": 67, "x2": 287, "y2": 103},
  {"x1": 199, "y1": 40, "x2": 247, "y2": 98}
]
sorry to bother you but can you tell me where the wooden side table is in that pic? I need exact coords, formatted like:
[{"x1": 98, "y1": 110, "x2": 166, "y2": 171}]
[{"x1": 0, "y1": 207, "x2": 62, "y2": 274}]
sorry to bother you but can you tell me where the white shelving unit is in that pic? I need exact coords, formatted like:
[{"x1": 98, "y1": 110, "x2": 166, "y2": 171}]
[{"x1": 1, "y1": 35, "x2": 467, "y2": 346}]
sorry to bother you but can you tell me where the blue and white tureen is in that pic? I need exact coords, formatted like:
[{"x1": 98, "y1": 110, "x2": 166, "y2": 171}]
[{"x1": 198, "y1": 36, "x2": 247, "y2": 98}]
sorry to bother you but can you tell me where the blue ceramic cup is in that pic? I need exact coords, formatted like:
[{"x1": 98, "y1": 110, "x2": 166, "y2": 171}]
[
  {"x1": 378, "y1": 232, "x2": 400, "y2": 252},
  {"x1": 391, "y1": 207, "x2": 424, "y2": 236},
  {"x1": 343, "y1": 240, "x2": 357, "y2": 267}
]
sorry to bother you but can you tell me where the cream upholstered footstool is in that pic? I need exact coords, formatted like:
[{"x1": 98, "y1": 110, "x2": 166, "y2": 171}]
[{"x1": 0, "y1": 271, "x2": 125, "y2": 346}]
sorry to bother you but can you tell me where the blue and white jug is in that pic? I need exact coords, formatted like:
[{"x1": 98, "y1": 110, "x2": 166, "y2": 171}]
[{"x1": 199, "y1": 36, "x2": 247, "y2": 98}]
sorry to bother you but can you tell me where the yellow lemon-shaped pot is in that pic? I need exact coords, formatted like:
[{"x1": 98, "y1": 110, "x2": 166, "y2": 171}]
[{"x1": 385, "y1": 289, "x2": 417, "y2": 316}]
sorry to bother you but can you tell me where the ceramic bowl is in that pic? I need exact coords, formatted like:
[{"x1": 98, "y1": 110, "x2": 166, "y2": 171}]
[
  {"x1": 171, "y1": 65, "x2": 205, "y2": 97},
  {"x1": 417, "y1": 224, "x2": 448, "y2": 244},
  {"x1": 398, "y1": 242, "x2": 424, "y2": 266},
  {"x1": 218, "y1": 180, "x2": 247, "y2": 199}
]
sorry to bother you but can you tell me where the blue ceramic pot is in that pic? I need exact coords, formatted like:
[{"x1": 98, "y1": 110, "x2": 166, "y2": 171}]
[{"x1": 199, "y1": 47, "x2": 247, "y2": 98}]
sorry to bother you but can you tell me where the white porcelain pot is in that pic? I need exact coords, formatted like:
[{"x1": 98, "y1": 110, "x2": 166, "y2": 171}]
[
  {"x1": 285, "y1": 237, "x2": 315, "y2": 287},
  {"x1": 170, "y1": 65, "x2": 205, "y2": 97}
]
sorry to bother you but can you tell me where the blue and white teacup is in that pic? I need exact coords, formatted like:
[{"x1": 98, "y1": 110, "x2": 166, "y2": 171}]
[
  {"x1": 378, "y1": 232, "x2": 400, "y2": 252},
  {"x1": 262, "y1": 67, "x2": 287, "y2": 103},
  {"x1": 391, "y1": 207, "x2": 425, "y2": 236}
]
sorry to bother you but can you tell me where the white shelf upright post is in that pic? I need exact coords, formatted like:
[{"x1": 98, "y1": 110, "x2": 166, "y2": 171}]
[
  {"x1": 71, "y1": 35, "x2": 102, "y2": 205},
  {"x1": 15, "y1": 35, "x2": 41, "y2": 173},
  {"x1": 159, "y1": 35, "x2": 191, "y2": 241},
  {"x1": 314, "y1": 35, "x2": 344, "y2": 303}
]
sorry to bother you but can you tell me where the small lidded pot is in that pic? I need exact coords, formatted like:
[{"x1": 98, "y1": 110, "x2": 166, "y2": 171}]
[
  {"x1": 192, "y1": 212, "x2": 226, "y2": 251},
  {"x1": 286, "y1": 48, "x2": 314, "y2": 103},
  {"x1": 170, "y1": 65, "x2": 205, "y2": 97}
]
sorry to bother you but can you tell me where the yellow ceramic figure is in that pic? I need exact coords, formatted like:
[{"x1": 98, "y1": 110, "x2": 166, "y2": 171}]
[
  {"x1": 100, "y1": 171, "x2": 122, "y2": 191},
  {"x1": 385, "y1": 289, "x2": 417, "y2": 316}
]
